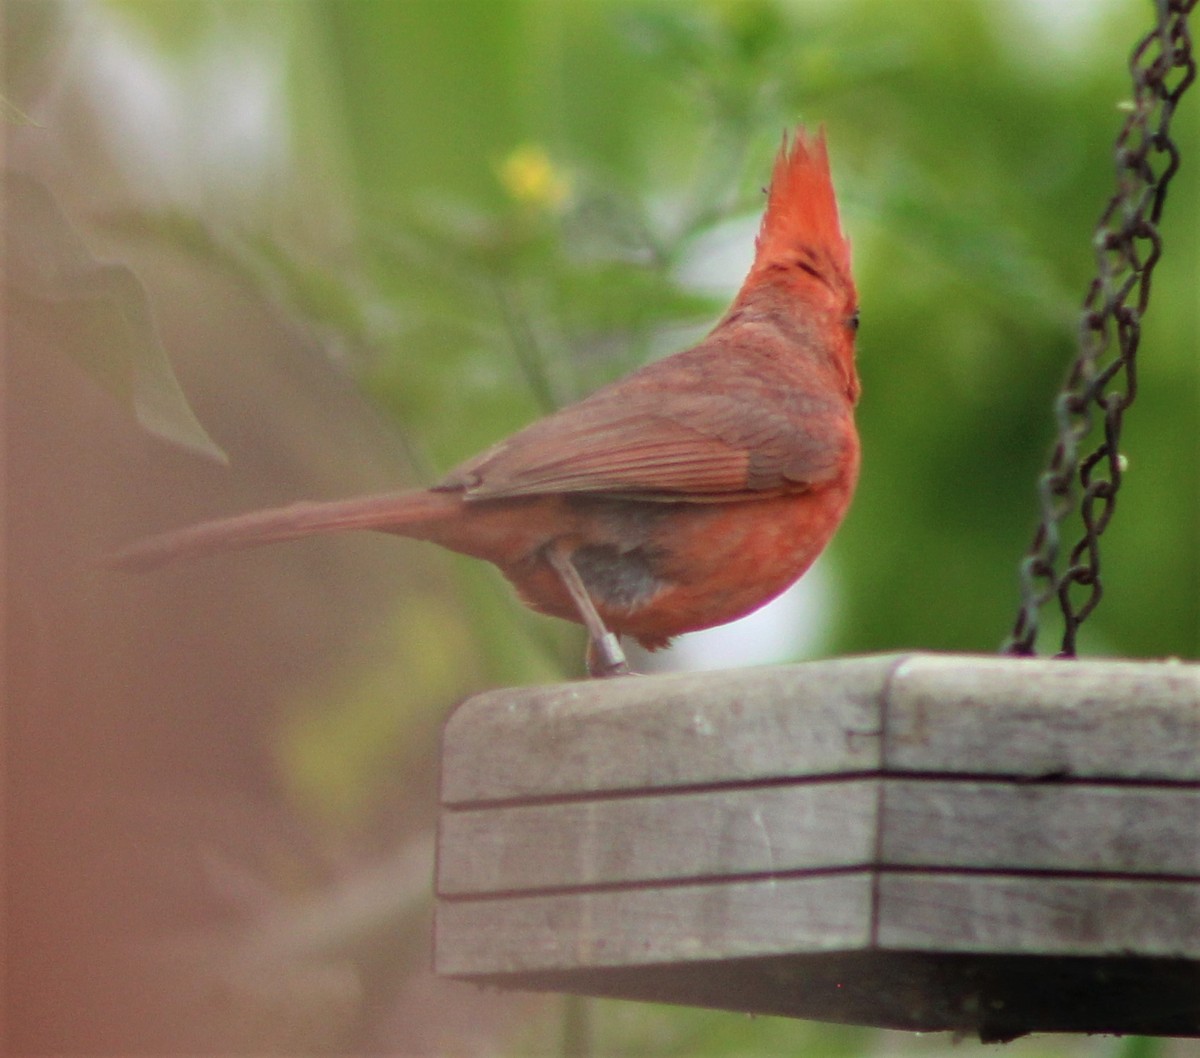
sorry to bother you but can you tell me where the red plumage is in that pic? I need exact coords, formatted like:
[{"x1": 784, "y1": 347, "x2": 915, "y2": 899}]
[
  {"x1": 112, "y1": 126, "x2": 860, "y2": 676},
  {"x1": 752, "y1": 129, "x2": 852, "y2": 293}
]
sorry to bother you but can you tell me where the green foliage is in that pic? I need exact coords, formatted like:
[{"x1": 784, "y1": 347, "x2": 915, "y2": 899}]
[{"x1": 512, "y1": 997, "x2": 875, "y2": 1057}]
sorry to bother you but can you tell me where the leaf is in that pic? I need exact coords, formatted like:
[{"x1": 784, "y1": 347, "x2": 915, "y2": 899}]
[{"x1": 2, "y1": 171, "x2": 227, "y2": 463}]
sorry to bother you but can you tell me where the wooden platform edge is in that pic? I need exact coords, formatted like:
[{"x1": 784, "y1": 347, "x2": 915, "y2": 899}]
[
  {"x1": 434, "y1": 652, "x2": 1200, "y2": 1036},
  {"x1": 440, "y1": 653, "x2": 1200, "y2": 804},
  {"x1": 445, "y1": 951, "x2": 1200, "y2": 1041}
]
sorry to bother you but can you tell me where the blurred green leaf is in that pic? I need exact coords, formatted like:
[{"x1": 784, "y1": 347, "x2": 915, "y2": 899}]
[
  {"x1": 3, "y1": 172, "x2": 227, "y2": 462},
  {"x1": 1110, "y1": 1036, "x2": 1163, "y2": 1058}
]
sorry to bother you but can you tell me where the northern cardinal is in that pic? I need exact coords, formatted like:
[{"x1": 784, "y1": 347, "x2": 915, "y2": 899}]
[{"x1": 112, "y1": 127, "x2": 859, "y2": 676}]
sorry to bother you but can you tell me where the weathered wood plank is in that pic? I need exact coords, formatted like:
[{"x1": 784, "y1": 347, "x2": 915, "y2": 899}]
[
  {"x1": 438, "y1": 781, "x2": 879, "y2": 894},
  {"x1": 884, "y1": 654, "x2": 1200, "y2": 780},
  {"x1": 876, "y1": 874, "x2": 1200, "y2": 958},
  {"x1": 436, "y1": 654, "x2": 1200, "y2": 1034},
  {"x1": 436, "y1": 873, "x2": 1200, "y2": 976},
  {"x1": 879, "y1": 782, "x2": 1200, "y2": 876},
  {"x1": 437, "y1": 779, "x2": 1200, "y2": 895},
  {"x1": 441, "y1": 655, "x2": 895, "y2": 805},
  {"x1": 435, "y1": 873, "x2": 874, "y2": 976},
  {"x1": 441, "y1": 655, "x2": 1200, "y2": 808}
]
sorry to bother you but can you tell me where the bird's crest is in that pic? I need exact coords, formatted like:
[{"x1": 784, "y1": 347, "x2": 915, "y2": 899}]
[{"x1": 751, "y1": 127, "x2": 852, "y2": 298}]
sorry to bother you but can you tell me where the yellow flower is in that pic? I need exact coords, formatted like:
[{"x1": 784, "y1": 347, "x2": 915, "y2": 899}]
[{"x1": 497, "y1": 144, "x2": 571, "y2": 211}]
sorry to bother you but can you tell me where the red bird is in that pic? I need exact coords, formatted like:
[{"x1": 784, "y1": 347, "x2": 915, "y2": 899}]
[{"x1": 113, "y1": 128, "x2": 860, "y2": 676}]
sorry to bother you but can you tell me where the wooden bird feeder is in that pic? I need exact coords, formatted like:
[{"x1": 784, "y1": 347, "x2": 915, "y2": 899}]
[
  {"x1": 436, "y1": 5, "x2": 1199, "y2": 1039},
  {"x1": 434, "y1": 653, "x2": 1200, "y2": 1041}
]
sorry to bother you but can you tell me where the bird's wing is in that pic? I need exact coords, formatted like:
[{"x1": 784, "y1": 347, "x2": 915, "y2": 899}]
[{"x1": 439, "y1": 379, "x2": 853, "y2": 502}]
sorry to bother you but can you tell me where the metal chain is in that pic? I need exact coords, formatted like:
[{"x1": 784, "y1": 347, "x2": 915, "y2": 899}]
[{"x1": 1004, "y1": 0, "x2": 1196, "y2": 658}]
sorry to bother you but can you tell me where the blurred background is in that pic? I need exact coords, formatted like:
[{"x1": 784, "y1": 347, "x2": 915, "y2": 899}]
[{"x1": 5, "y1": 0, "x2": 1197, "y2": 1053}]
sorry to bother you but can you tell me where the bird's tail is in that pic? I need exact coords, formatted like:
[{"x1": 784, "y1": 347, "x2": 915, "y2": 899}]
[{"x1": 108, "y1": 489, "x2": 463, "y2": 571}]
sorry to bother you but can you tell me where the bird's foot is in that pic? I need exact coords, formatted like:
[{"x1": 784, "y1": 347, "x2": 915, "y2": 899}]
[{"x1": 586, "y1": 632, "x2": 631, "y2": 678}]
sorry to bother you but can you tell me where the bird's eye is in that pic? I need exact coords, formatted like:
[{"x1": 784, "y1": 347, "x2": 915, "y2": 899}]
[{"x1": 847, "y1": 309, "x2": 860, "y2": 332}]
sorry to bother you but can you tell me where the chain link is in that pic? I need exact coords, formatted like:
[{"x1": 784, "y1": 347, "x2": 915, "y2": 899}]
[{"x1": 1004, "y1": 0, "x2": 1196, "y2": 657}]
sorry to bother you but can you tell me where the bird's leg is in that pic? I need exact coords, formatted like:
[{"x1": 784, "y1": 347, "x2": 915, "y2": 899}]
[{"x1": 545, "y1": 544, "x2": 630, "y2": 677}]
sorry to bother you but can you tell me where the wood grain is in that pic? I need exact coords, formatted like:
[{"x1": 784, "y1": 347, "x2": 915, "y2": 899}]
[
  {"x1": 884, "y1": 654, "x2": 1200, "y2": 780},
  {"x1": 438, "y1": 779, "x2": 1200, "y2": 895},
  {"x1": 438, "y1": 780, "x2": 878, "y2": 894},
  {"x1": 441, "y1": 654, "x2": 1200, "y2": 806},
  {"x1": 434, "y1": 653, "x2": 1200, "y2": 1034},
  {"x1": 441, "y1": 654, "x2": 895, "y2": 805},
  {"x1": 436, "y1": 873, "x2": 874, "y2": 975},
  {"x1": 437, "y1": 873, "x2": 1200, "y2": 973},
  {"x1": 878, "y1": 781, "x2": 1200, "y2": 875},
  {"x1": 876, "y1": 874, "x2": 1200, "y2": 957}
]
